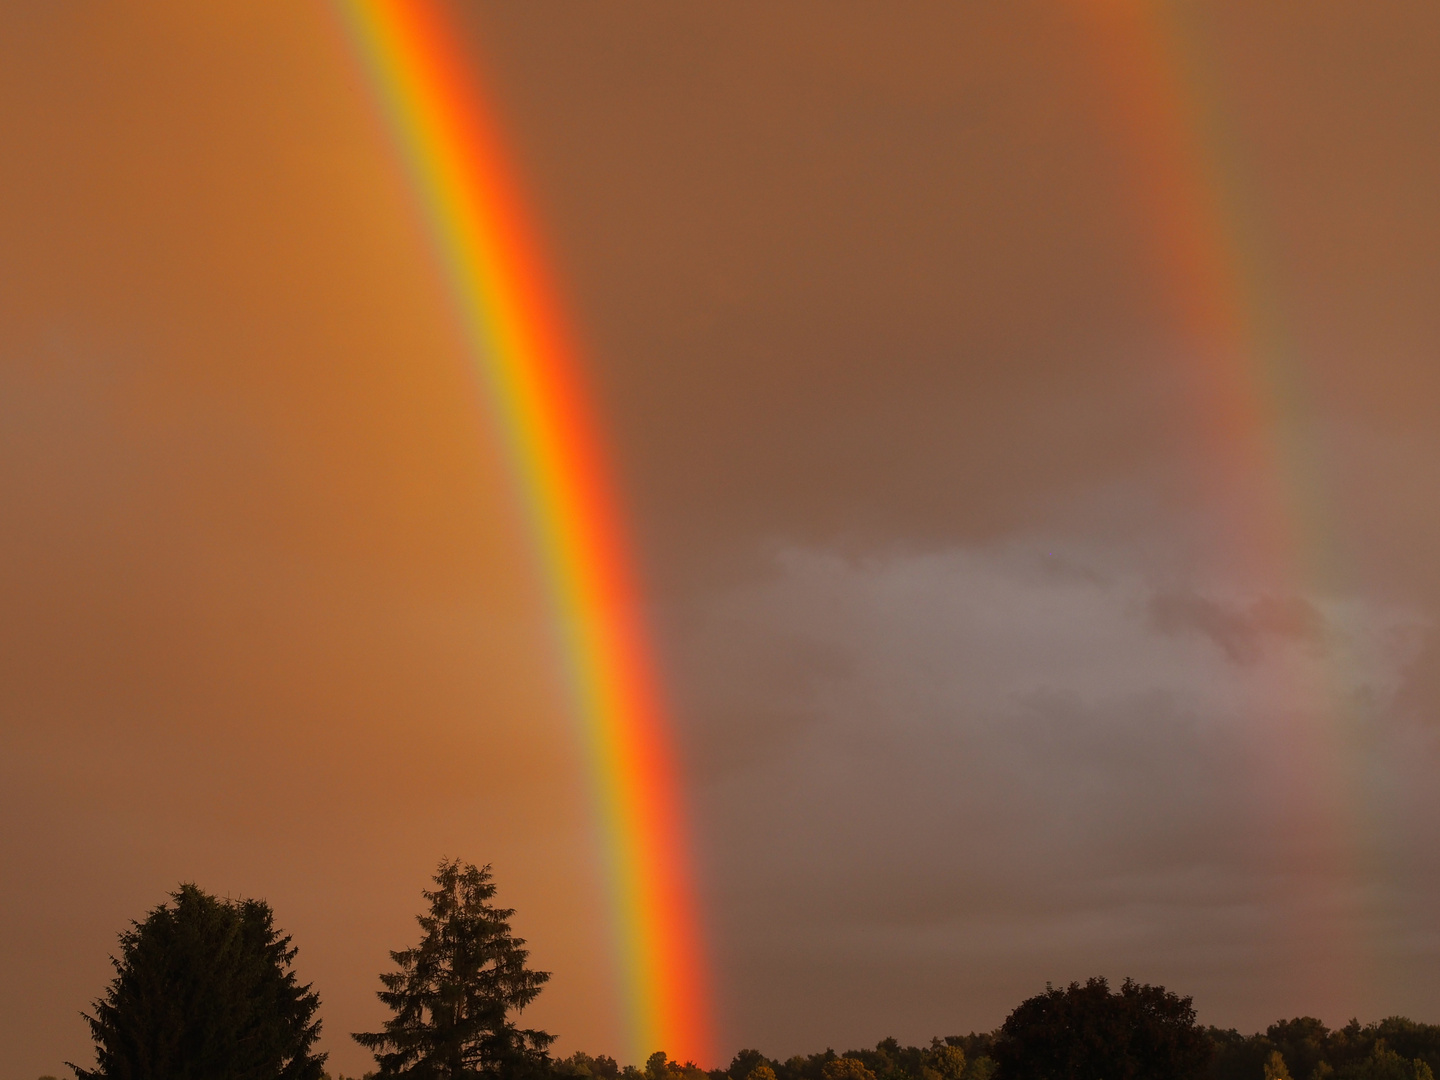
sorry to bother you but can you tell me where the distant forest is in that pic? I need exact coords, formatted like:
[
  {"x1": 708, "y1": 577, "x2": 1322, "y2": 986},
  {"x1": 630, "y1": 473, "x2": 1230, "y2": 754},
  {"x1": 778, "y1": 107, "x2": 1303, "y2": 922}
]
[
  {"x1": 545, "y1": 1011, "x2": 1440, "y2": 1080},
  {"x1": 63, "y1": 864, "x2": 1437, "y2": 1080}
]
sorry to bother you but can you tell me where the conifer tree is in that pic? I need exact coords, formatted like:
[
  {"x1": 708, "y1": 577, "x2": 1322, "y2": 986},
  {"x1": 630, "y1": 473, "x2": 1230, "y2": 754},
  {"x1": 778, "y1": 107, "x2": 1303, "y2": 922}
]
[
  {"x1": 71, "y1": 884, "x2": 325, "y2": 1080},
  {"x1": 354, "y1": 859, "x2": 554, "y2": 1080}
]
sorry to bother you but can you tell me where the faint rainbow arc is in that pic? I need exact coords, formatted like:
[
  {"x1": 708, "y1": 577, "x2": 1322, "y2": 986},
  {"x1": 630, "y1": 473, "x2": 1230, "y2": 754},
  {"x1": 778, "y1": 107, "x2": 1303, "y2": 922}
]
[
  {"x1": 1076, "y1": 0, "x2": 1367, "y2": 997},
  {"x1": 1076, "y1": 0, "x2": 1327, "y2": 577},
  {"x1": 335, "y1": 0, "x2": 712, "y2": 1063}
]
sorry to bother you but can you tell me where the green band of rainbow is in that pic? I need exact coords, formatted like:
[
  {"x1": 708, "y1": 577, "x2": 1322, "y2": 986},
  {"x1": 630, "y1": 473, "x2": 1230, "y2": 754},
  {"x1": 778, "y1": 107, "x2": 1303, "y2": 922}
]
[{"x1": 336, "y1": 1, "x2": 713, "y2": 1063}]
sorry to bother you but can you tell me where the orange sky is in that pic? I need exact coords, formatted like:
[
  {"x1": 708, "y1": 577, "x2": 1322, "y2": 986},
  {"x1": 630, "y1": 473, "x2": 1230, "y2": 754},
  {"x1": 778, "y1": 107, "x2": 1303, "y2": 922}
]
[{"x1": 3, "y1": 4, "x2": 1440, "y2": 1077}]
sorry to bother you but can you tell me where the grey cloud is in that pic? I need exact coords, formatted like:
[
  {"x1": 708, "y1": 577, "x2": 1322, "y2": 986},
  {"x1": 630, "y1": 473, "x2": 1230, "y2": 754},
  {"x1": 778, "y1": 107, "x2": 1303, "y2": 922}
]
[{"x1": 676, "y1": 541, "x2": 1439, "y2": 1052}]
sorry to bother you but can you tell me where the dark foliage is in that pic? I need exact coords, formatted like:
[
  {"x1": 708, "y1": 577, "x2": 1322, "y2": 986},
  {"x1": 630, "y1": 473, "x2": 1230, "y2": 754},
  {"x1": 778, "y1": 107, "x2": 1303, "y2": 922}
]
[
  {"x1": 700, "y1": 1017, "x2": 1436, "y2": 1080},
  {"x1": 1208, "y1": 1016, "x2": 1440, "y2": 1080},
  {"x1": 991, "y1": 977, "x2": 1211, "y2": 1080},
  {"x1": 670, "y1": 1038, "x2": 997, "y2": 1080},
  {"x1": 556, "y1": 1006, "x2": 1440, "y2": 1080},
  {"x1": 354, "y1": 859, "x2": 554, "y2": 1080},
  {"x1": 71, "y1": 883, "x2": 325, "y2": 1080},
  {"x1": 552, "y1": 1053, "x2": 621, "y2": 1080},
  {"x1": 1207, "y1": 1026, "x2": 1277, "y2": 1080}
]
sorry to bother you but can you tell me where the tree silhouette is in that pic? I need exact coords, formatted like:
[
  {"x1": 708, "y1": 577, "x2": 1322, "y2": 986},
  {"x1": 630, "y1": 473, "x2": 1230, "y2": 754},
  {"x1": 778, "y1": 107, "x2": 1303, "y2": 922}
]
[
  {"x1": 71, "y1": 884, "x2": 324, "y2": 1080},
  {"x1": 354, "y1": 859, "x2": 553, "y2": 1080},
  {"x1": 992, "y1": 977, "x2": 1210, "y2": 1080}
]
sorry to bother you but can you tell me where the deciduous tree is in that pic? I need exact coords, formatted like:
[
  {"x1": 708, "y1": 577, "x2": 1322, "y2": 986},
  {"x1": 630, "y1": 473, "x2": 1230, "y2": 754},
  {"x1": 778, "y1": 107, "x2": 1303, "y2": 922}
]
[{"x1": 992, "y1": 977, "x2": 1210, "y2": 1080}]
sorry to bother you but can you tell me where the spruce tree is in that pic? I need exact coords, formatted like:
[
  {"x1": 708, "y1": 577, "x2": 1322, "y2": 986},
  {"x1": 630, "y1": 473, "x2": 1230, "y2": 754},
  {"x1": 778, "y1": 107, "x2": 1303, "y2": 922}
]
[
  {"x1": 354, "y1": 859, "x2": 554, "y2": 1080},
  {"x1": 71, "y1": 884, "x2": 325, "y2": 1080}
]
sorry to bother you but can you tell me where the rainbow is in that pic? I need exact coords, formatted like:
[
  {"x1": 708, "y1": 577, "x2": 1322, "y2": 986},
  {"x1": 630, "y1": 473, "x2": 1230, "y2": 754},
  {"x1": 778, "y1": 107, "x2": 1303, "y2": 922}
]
[
  {"x1": 1075, "y1": 1, "x2": 1363, "y2": 996},
  {"x1": 335, "y1": 0, "x2": 712, "y2": 1064}
]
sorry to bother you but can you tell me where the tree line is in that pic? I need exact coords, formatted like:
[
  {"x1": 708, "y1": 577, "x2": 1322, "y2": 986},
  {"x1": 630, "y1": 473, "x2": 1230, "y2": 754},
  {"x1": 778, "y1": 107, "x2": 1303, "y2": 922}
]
[{"x1": 58, "y1": 859, "x2": 1440, "y2": 1080}]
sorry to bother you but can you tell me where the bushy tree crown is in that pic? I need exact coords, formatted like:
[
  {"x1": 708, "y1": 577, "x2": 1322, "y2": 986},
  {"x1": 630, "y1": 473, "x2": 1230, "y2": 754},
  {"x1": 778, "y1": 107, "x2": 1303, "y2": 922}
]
[
  {"x1": 72, "y1": 884, "x2": 325, "y2": 1080},
  {"x1": 992, "y1": 977, "x2": 1210, "y2": 1080}
]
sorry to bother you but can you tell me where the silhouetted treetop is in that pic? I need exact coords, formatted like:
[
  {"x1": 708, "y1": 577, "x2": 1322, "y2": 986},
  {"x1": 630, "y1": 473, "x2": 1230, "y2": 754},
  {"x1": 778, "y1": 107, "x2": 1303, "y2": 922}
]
[
  {"x1": 354, "y1": 859, "x2": 553, "y2": 1080},
  {"x1": 71, "y1": 883, "x2": 325, "y2": 1080},
  {"x1": 992, "y1": 977, "x2": 1210, "y2": 1080}
]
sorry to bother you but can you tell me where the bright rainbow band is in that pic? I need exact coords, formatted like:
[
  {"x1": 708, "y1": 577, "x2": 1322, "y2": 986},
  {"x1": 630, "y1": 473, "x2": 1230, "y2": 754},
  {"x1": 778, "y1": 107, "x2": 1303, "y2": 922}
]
[{"x1": 337, "y1": 1, "x2": 712, "y2": 1064}]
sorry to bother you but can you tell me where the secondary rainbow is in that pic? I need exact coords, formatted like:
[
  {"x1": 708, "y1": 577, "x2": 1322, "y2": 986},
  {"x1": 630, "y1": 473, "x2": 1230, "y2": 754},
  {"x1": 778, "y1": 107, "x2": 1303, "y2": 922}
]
[
  {"x1": 1076, "y1": 0, "x2": 1365, "y2": 998},
  {"x1": 336, "y1": 0, "x2": 712, "y2": 1063}
]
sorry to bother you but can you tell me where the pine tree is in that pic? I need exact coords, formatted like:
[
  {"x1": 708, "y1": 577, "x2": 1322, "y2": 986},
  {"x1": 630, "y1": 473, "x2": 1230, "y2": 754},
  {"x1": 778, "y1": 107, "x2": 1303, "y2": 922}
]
[
  {"x1": 71, "y1": 884, "x2": 325, "y2": 1080},
  {"x1": 354, "y1": 859, "x2": 554, "y2": 1080}
]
